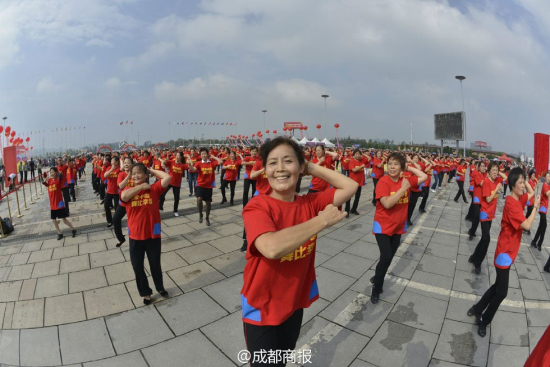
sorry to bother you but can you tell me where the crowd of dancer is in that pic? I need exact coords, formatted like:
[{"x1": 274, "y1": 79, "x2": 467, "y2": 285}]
[{"x1": 41, "y1": 140, "x2": 550, "y2": 365}]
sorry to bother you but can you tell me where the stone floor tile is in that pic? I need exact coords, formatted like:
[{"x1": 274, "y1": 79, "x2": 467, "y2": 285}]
[
  {"x1": 8, "y1": 252, "x2": 30, "y2": 266},
  {"x1": 31, "y1": 259, "x2": 60, "y2": 278},
  {"x1": 2, "y1": 302, "x2": 15, "y2": 329},
  {"x1": 203, "y1": 274, "x2": 243, "y2": 312},
  {"x1": 142, "y1": 329, "x2": 234, "y2": 367},
  {"x1": 487, "y1": 344, "x2": 529, "y2": 367},
  {"x1": 34, "y1": 273, "x2": 68, "y2": 298},
  {"x1": 105, "y1": 306, "x2": 173, "y2": 354},
  {"x1": 20, "y1": 241, "x2": 43, "y2": 253},
  {"x1": 69, "y1": 267, "x2": 107, "y2": 293},
  {"x1": 210, "y1": 222, "x2": 243, "y2": 236},
  {"x1": 528, "y1": 326, "x2": 546, "y2": 354},
  {"x1": 182, "y1": 228, "x2": 223, "y2": 244},
  {"x1": 90, "y1": 249, "x2": 125, "y2": 268},
  {"x1": 52, "y1": 244, "x2": 79, "y2": 260},
  {"x1": 208, "y1": 235, "x2": 243, "y2": 254},
  {"x1": 388, "y1": 256, "x2": 419, "y2": 280},
  {"x1": 0, "y1": 329, "x2": 19, "y2": 366},
  {"x1": 20, "y1": 326, "x2": 61, "y2": 366},
  {"x1": 79, "y1": 240, "x2": 107, "y2": 255},
  {"x1": 407, "y1": 270, "x2": 453, "y2": 301},
  {"x1": 11, "y1": 299, "x2": 44, "y2": 328},
  {"x1": 104, "y1": 261, "x2": 135, "y2": 285},
  {"x1": 432, "y1": 319, "x2": 490, "y2": 367},
  {"x1": 350, "y1": 270, "x2": 407, "y2": 304},
  {"x1": 205, "y1": 250, "x2": 246, "y2": 278},
  {"x1": 60, "y1": 254, "x2": 90, "y2": 274},
  {"x1": 316, "y1": 266, "x2": 356, "y2": 302},
  {"x1": 124, "y1": 274, "x2": 181, "y2": 308},
  {"x1": 519, "y1": 279, "x2": 550, "y2": 301},
  {"x1": 143, "y1": 251, "x2": 187, "y2": 273},
  {"x1": 322, "y1": 252, "x2": 375, "y2": 279},
  {"x1": 41, "y1": 238, "x2": 65, "y2": 250},
  {"x1": 45, "y1": 293, "x2": 87, "y2": 326},
  {"x1": 175, "y1": 243, "x2": 223, "y2": 264},
  {"x1": 490, "y1": 310, "x2": 529, "y2": 346},
  {"x1": 83, "y1": 283, "x2": 134, "y2": 319},
  {"x1": 417, "y1": 254, "x2": 456, "y2": 278},
  {"x1": 343, "y1": 240, "x2": 382, "y2": 261},
  {"x1": 200, "y1": 311, "x2": 246, "y2": 366},
  {"x1": 387, "y1": 290, "x2": 448, "y2": 334},
  {"x1": 324, "y1": 228, "x2": 365, "y2": 244},
  {"x1": 159, "y1": 236, "x2": 194, "y2": 252},
  {"x1": 59, "y1": 318, "x2": 115, "y2": 364},
  {"x1": 316, "y1": 236, "x2": 352, "y2": 256},
  {"x1": 156, "y1": 289, "x2": 228, "y2": 336},
  {"x1": 319, "y1": 290, "x2": 392, "y2": 338},
  {"x1": 83, "y1": 351, "x2": 148, "y2": 367},
  {"x1": 167, "y1": 261, "x2": 225, "y2": 292},
  {"x1": 27, "y1": 248, "x2": 53, "y2": 263},
  {"x1": 7, "y1": 264, "x2": 34, "y2": 281},
  {"x1": 0, "y1": 302, "x2": 6, "y2": 329}
]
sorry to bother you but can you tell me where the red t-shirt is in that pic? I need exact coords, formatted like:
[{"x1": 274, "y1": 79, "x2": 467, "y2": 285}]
[
  {"x1": 540, "y1": 183, "x2": 550, "y2": 214},
  {"x1": 373, "y1": 175, "x2": 419, "y2": 235},
  {"x1": 223, "y1": 160, "x2": 241, "y2": 181},
  {"x1": 57, "y1": 164, "x2": 68, "y2": 188},
  {"x1": 422, "y1": 162, "x2": 431, "y2": 187},
  {"x1": 165, "y1": 161, "x2": 188, "y2": 187},
  {"x1": 309, "y1": 155, "x2": 333, "y2": 192},
  {"x1": 468, "y1": 166, "x2": 476, "y2": 192},
  {"x1": 456, "y1": 165, "x2": 467, "y2": 182},
  {"x1": 241, "y1": 188, "x2": 336, "y2": 326},
  {"x1": 122, "y1": 180, "x2": 164, "y2": 240},
  {"x1": 194, "y1": 160, "x2": 218, "y2": 188},
  {"x1": 494, "y1": 193, "x2": 528, "y2": 269},
  {"x1": 139, "y1": 157, "x2": 152, "y2": 168},
  {"x1": 480, "y1": 177, "x2": 502, "y2": 222},
  {"x1": 243, "y1": 156, "x2": 257, "y2": 180},
  {"x1": 117, "y1": 171, "x2": 132, "y2": 207},
  {"x1": 44, "y1": 178, "x2": 65, "y2": 210},
  {"x1": 349, "y1": 157, "x2": 366, "y2": 187},
  {"x1": 472, "y1": 170, "x2": 486, "y2": 205},
  {"x1": 371, "y1": 157, "x2": 384, "y2": 179},
  {"x1": 252, "y1": 161, "x2": 271, "y2": 196},
  {"x1": 341, "y1": 155, "x2": 351, "y2": 171},
  {"x1": 106, "y1": 167, "x2": 121, "y2": 195},
  {"x1": 152, "y1": 159, "x2": 162, "y2": 171},
  {"x1": 100, "y1": 162, "x2": 111, "y2": 182},
  {"x1": 527, "y1": 179, "x2": 537, "y2": 207}
]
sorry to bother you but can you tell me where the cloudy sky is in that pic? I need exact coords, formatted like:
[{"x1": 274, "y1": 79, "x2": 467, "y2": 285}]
[{"x1": 0, "y1": 0, "x2": 548, "y2": 155}]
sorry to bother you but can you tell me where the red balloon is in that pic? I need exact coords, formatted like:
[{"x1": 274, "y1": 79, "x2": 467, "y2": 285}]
[
  {"x1": 5, "y1": 126, "x2": 10, "y2": 134},
  {"x1": 10, "y1": 131, "x2": 15, "y2": 137},
  {"x1": 0, "y1": 126, "x2": 3, "y2": 134},
  {"x1": 282, "y1": 127, "x2": 287, "y2": 131},
  {"x1": 25, "y1": 147, "x2": 28, "y2": 151},
  {"x1": 316, "y1": 124, "x2": 321, "y2": 129},
  {"x1": 9, "y1": 138, "x2": 13, "y2": 143},
  {"x1": 238, "y1": 135, "x2": 241, "y2": 138},
  {"x1": 334, "y1": 123, "x2": 340, "y2": 129},
  {"x1": 266, "y1": 130, "x2": 270, "y2": 134},
  {"x1": 273, "y1": 130, "x2": 277, "y2": 134},
  {"x1": 31, "y1": 146, "x2": 33, "y2": 150},
  {"x1": 304, "y1": 126, "x2": 308, "y2": 131},
  {"x1": 226, "y1": 136, "x2": 229, "y2": 139},
  {"x1": 257, "y1": 131, "x2": 261, "y2": 135},
  {"x1": 252, "y1": 134, "x2": 255, "y2": 137},
  {"x1": 25, "y1": 137, "x2": 30, "y2": 142}
]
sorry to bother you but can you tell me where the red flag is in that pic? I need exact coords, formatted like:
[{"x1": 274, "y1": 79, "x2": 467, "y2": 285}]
[{"x1": 524, "y1": 325, "x2": 550, "y2": 366}]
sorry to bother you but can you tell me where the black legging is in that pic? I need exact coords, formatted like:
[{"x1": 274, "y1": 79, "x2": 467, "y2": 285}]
[
  {"x1": 526, "y1": 206, "x2": 534, "y2": 223},
  {"x1": 419, "y1": 186, "x2": 429, "y2": 211},
  {"x1": 221, "y1": 180, "x2": 237, "y2": 202},
  {"x1": 372, "y1": 178, "x2": 379, "y2": 204},
  {"x1": 159, "y1": 185, "x2": 181, "y2": 212},
  {"x1": 469, "y1": 204, "x2": 481, "y2": 236},
  {"x1": 471, "y1": 220, "x2": 492, "y2": 267},
  {"x1": 454, "y1": 181, "x2": 468, "y2": 202},
  {"x1": 243, "y1": 179, "x2": 257, "y2": 207},
  {"x1": 113, "y1": 205, "x2": 127, "y2": 243},
  {"x1": 437, "y1": 172, "x2": 444, "y2": 188},
  {"x1": 503, "y1": 184, "x2": 508, "y2": 196},
  {"x1": 69, "y1": 183, "x2": 76, "y2": 201},
  {"x1": 345, "y1": 186, "x2": 362, "y2": 213},
  {"x1": 104, "y1": 193, "x2": 119, "y2": 224},
  {"x1": 62, "y1": 187, "x2": 71, "y2": 213},
  {"x1": 407, "y1": 191, "x2": 422, "y2": 221},
  {"x1": 129, "y1": 238, "x2": 164, "y2": 297},
  {"x1": 533, "y1": 212, "x2": 547, "y2": 247},
  {"x1": 373, "y1": 234, "x2": 401, "y2": 292},
  {"x1": 472, "y1": 267, "x2": 509, "y2": 325},
  {"x1": 466, "y1": 192, "x2": 474, "y2": 220}
]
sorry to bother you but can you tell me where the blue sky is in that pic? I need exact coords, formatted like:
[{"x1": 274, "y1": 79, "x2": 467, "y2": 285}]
[{"x1": 1, "y1": 0, "x2": 549, "y2": 155}]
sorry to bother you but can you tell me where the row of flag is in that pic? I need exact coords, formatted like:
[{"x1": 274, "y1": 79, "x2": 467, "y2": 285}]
[
  {"x1": 22, "y1": 127, "x2": 87, "y2": 135},
  {"x1": 168, "y1": 122, "x2": 238, "y2": 126},
  {"x1": 119, "y1": 121, "x2": 134, "y2": 125}
]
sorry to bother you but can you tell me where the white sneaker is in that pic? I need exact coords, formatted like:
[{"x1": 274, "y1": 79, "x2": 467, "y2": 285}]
[
  {"x1": 431, "y1": 189, "x2": 436, "y2": 193},
  {"x1": 174, "y1": 212, "x2": 179, "y2": 217}
]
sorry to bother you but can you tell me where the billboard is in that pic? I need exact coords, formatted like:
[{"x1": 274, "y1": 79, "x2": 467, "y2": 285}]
[
  {"x1": 434, "y1": 112, "x2": 464, "y2": 141},
  {"x1": 475, "y1": 141, "x2": 487, "y2": 148},
  {"x1": 284, "y1": 122, "x2": 303, "y2": 129}
]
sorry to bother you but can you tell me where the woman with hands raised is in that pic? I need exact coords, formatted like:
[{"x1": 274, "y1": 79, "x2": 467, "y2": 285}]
[{"x1": 241, "y1": 137, "x2": 357, "y2": 365}]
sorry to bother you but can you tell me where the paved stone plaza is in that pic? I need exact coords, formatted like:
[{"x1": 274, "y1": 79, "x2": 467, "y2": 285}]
[{"x1": 0, "y1": 169, "x2": 549, "y2": 366}]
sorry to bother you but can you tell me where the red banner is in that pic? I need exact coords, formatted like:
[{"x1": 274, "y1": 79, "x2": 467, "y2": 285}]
[
  {"x1": 284, "y1": 122, "x2": 303, "y2": 129},
  {"x1": 534, "y1": 133, "x2": 549, "y2": 176}
]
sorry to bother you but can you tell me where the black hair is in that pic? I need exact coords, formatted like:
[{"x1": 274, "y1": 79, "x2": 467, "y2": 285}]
[
  {"x1": 112, "y1": 156, "x2": 120, "y2": 164},
  {"x1": 250, "y1": 146, "x2": 258, "y2": 152},
  {"x1": 508, "y1": 167, "x2": 526, "y2": 189},
  {"x1": 459, "y1": 159, "x2": 465, "y2": 165},
  {"x1": 123, "y1": 156, "x2": 133, "y2": 164},
  {"x1": 199, "y1": 147, "x2": 209, "y2": 155},
  {"x1": 528, "y1": 168, "x2": 536, "y2": 179},
  {"x1": 352, "y1": 148, "x2": 361, "y2": 156},
  {"x1": 50, "y1": 167, "x2": 58, "y2": 173},
  {"x1": 260, "y1": 137, "x2": 305, "y2": 167},
  {"x1": 387, "y1": 152, "x2": 406, "y2": 170},
  {"x1": 487, "y1": 161, "x2": 499, "y2": 172},
  {"x1": 131, "y1": 163, "x2": 148, "y2": 175},
  {"x1": 315, "y1": 144, "x2": 326, "y2": 153}
]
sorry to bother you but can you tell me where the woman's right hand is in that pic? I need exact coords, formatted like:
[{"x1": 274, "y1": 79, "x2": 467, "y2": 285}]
[
  {"x1": 401, "y1": 178, "x2": 411, "y2": 191},
  {"x1": 318, "y1": 204, "x2": 347, "y2": 228}
]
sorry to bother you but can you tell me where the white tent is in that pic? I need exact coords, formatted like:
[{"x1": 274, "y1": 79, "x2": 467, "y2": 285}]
[
  {"x1": 310, "y1": 137, "x2": 320, "y2": 143},
  {"x1": 322, "y1": 138, "x2": 335, "y2": 147},
  {"x1": 291, "y1": 136, "x2": 301, "y2": 144},
  {"x1": 299, "y1": 137, "x2": 310, "y2": 146}
]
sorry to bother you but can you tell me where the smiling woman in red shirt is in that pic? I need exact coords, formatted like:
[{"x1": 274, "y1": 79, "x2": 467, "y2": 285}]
[
  {"x1": 188, "y1": 148, "x2": 223, "y2": 227},
  {"x1": 113, "y1": 157, "x2": 133, "y2": 248},
  {"x1": 159, "y1": 152, "x2": 189, "y2": 217},
  {"x1": 121, "y1": 163, "x2": 171, "y2": 305},
  {"x1": 417, "y1": 155, "x2": 433, "y2": 213},
  {"x1": 43, "y1": 167, "x2": 76, "y2": 240},
  {"x1": 468, "y1": 160, "x2": 487, "y2": 241},
  {"x1": 468, "y1": 167, "x2": 539, "y2": 337},
  {"x1": 307, "y1": 145, "x2": 339, "y2": 193},
  {"x1": 468, "y1": 161, "x2": 505, "y2": 274},
  {"x1": 242, "y1": 137, "x2": 357, "y2": 365},
  {"x1": 103, "y1": 156, "x2": 121, "y2": 227},
  {"x1": 525, "y1": 169, "x2": 539, "y2": 236},
  {"x1": 345, "y1": 149, "x2": 369, "y2": 216},
  {"x1": 371, "y1": 152, "x2": 427, "y2": 304},
  {"x1": 533, "y1": 171, "x2": 550, "y2": 252},
  {"x1": 453, "y1": 159, "x2": 469, "y2": 203},
  {"x1": 242, "y1": 146, "x2": 258, "y2": 208}
]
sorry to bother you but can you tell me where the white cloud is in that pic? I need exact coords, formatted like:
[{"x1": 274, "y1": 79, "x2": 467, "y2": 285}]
[
  {"x1": 105, "y1": 77, "x2": 122, "y2": 89},
  {"x1": 36, "y1": 77, "x2": 62, "y2": 93},
  {"x1": 120, "y1": 41, "x2": 176, "y2": 71},
  {"x1": 154, "y1": 74, "x2": 246, "y2": 101}
]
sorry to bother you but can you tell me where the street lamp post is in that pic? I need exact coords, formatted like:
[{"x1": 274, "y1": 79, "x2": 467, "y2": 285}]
[
  {"x1": 321, "y1": 95, "x2": 329, "y2": 137},
  {"x1": 262, "y1": 110, "x2": 267, "y2": 131},
  {"x1": 455, "y1": 76, "x2": 466, "y2": 157}
]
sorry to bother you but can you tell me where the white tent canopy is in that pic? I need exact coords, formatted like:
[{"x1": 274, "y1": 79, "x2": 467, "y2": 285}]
[
  {"x1": 298, "y1": 137, "x2": 310, "y2": 146},
  {"x1": 310, "y1": 137, "x2": 320, "y2": 143},
  {"x1": 322, "y1": 138, "x2": 335, "y2": 147}
]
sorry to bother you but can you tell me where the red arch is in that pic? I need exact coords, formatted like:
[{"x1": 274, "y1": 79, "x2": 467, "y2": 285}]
[
  {"x1": 153, "y1": 143, "x2": 169, "y2": 150},
  {"x1": 123, "y1": 144, "x2": 137, "y2": 152},
  {"x1": 97, "y1": 145, "x2": 113, "y2": 153}
]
